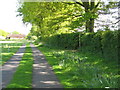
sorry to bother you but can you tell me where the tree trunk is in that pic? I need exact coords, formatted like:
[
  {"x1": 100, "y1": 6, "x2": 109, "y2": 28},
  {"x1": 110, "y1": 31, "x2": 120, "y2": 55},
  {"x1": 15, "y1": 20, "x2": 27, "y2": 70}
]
[
  {"x1": 84, "y1": 4, "x2": 94, "y2": 32},
  {"x1": 85, "y1": 18, "x2": 94, "y2": 32}
]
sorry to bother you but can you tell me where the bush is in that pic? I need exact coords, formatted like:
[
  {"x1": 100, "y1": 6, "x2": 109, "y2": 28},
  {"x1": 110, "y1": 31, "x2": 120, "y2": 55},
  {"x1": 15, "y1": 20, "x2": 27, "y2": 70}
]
[
  {"x1": 44, "y1": 33, "x2": 79, "y2": 49},
  {"x1": 40, "y1": 30, "x2": 119, "y2": 62},
  {"x1": 80, "y1": 32, "x2": 95, "y2": 53},
  {"x1": 101, "y1": 30, "x2": 118, "y2": 61},
  {"x1": 93, "y1": 31, "x2": 102, "y2": 54}
]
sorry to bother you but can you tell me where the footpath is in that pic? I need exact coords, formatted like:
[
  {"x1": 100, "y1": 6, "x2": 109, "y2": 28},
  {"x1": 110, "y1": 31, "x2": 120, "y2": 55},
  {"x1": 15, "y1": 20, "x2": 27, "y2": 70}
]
[
  {"x1": 2, "y1": 44, "x2": 26, "y2": 88},
  {"x1": 31, "y1": 44, "x2": 63, "y2": 88},
  {"x1": 1, "y1": 43, "x2": 63, "y2": 88}
]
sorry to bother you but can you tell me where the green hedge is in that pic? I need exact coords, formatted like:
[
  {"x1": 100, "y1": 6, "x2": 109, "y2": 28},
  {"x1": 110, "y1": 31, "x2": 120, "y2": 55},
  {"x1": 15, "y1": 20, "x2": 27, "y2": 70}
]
[
  {"x1": 45, "y1": 33, "x2": 79, "y2": 49},
  {"x1": 80, "y1": 30, "x2": 119, "y2": 61},
  {"x1": 80, "y1": 33, "x2": 95, "y2": 53},
  {"x1": 41, "y1": 30, "x2": 119, "y2": 61},
  {"x1": 101, "y1": 30, "x2": 118, "y2": 61},
  {"x1": 80, "y1": 31, "x2": 102, "y2": 55}
]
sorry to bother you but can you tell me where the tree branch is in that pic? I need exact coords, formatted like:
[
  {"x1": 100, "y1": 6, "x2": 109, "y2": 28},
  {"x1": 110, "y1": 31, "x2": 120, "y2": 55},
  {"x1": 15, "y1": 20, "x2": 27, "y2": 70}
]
[
  {"x1": 73, "y1": 0, "x2": 84, "y2": 7},
  {"x1": 114, "y1": 20, "x2": 120, "y2": 24},
  {"x1": 62, "y1": 2, "x2": 77, "y2": 5},
  {"x1": 95, "y1": 1, "x2": 100, "y2": 8},
  {"x1": 74, "y1": 14, "x2": 82, "y2": 17}
]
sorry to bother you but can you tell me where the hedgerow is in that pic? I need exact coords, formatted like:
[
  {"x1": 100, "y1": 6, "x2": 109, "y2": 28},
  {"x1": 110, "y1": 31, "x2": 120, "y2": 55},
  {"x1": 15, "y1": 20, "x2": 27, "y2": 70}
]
[
  {"x1": 101, "y1": 30, "x2": 118, "y2": 61},
  {"x1": 44, "y1": 33, "x2": 79, "y2": 49},
  {"x1": 41, "y1": 30, "x2": 119, "y2": 61}
]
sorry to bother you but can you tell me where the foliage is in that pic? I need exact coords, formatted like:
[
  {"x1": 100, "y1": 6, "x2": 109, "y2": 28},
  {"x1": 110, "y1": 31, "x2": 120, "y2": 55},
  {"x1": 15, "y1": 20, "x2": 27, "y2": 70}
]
[
  {"x1": 92, "y1": 31, "x2": 102, "y2": 53},
  {"x1": 11, "y1": 31, "x2": 20, "y2": 34},
  {"x1": 40, "y1": 30, "x2": 119, "y2": 62},
  {"x1": 80, "y1": 31, "x2": 102, "y2": 54},
  {"x1": 44, "y1": 33, "x2": 79, "y2": 49},
  {"x1": 17, "y1": 1, "x2": 118, "y2": 39},
  {"x1": 101, "y1": 30, "x2": 118, "y2": 61},
  {"x1": 80, "y1": 32, "x2": 95, "y2": 52},
  {"x1": 17, "y1": 1, "x2": 105, "y2": 38},
  {"x1": 18, "y1": 2, "x2": 74, "y2": 37},
  {"x1": 0, "y1": 29, "x2": 9, "y2": 37},
  {"x1": 80, "y1": 30, "x2": 119, "y2": 61}
]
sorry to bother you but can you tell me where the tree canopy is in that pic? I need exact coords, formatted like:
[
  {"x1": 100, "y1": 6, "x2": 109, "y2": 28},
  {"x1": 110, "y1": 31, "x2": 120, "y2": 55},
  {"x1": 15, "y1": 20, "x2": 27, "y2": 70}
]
[
  {"x1": 17, "y1": 1, "x2": 118, "y2": 38},
  {"x1": 0, "y1": 29, "x2": 9, "y2": 37},
  {"x1": 11, "y1": 31, "x2": 20, "y2": 34}
]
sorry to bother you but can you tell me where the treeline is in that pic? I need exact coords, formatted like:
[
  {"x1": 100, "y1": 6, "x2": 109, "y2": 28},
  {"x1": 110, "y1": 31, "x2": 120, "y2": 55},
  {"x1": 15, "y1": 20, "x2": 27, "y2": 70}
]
[
  {"x1": 0, "y1": 30, "x2": 9, "y2": 37},
  {"x1": 18, "y1": 2, "x2": 118, "y2": 37},
  {"x1": 0, "y1": 30, "x2": 21, "y2": 37},
  {"x1": 43, "y1": 30, "x2": 119, "y2": 61}
]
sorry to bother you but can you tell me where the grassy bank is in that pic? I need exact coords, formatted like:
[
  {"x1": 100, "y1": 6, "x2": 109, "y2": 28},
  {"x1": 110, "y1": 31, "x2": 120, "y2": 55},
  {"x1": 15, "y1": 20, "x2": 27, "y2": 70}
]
[
  {"x1": 6, "y1": 43, "x2": 33, "y2": 88},
  {"x1": 1, "y1": 43, "x2": 23, "y2": 65},
  {"x1": 36, "y1": 44, "x2": 119, "y2": 88}
]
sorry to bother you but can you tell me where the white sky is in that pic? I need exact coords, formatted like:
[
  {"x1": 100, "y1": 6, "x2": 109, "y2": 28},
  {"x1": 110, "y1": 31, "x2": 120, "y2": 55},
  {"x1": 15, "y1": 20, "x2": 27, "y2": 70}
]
[{"x1": 0, "y1": 0, "x2": 32, "y2": 35}]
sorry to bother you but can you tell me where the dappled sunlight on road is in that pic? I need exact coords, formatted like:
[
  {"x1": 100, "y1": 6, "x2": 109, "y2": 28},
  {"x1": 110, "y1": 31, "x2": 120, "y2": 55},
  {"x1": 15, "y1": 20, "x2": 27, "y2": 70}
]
[
  {"x1": 31, "y1": 44, "x2": 63, "y2": 88},
  {"x1": 2, "y1": 45, "x2": 26, "y2": 88}
]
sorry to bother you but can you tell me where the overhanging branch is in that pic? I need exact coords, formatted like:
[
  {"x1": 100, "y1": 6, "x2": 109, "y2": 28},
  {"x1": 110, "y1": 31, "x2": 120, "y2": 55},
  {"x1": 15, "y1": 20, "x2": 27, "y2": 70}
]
[
  {"x1": 95, "y1": 1, "x2": 100, "y2": 8},
  {"x1": 73, "y1": 0, "x2": 84, "y2": 7}
]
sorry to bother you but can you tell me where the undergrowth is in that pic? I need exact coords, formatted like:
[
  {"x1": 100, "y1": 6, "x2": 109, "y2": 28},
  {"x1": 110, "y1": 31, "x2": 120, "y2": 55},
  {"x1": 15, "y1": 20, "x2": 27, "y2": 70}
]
[{"x1": 37, "y1": 43, "x2": 119, "y2": 88}]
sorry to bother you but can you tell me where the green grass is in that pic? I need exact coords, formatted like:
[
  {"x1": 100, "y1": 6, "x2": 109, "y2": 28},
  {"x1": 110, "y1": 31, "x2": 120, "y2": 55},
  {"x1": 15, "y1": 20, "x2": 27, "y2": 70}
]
[
  {"x1": 6, "y1": 43, "x2": 33, "y2": 88},
  {"x1": 36, "y1": 43, "x2": 119, "y2": 88},
  {"x1": 1, "y1": 43, "x2": 23, "y2": 65}
]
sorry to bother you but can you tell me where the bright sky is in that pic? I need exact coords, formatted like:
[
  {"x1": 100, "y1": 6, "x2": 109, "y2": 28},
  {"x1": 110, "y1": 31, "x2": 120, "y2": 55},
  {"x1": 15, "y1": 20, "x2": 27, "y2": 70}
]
[{"x1": 0, "y1": 0, "x2": 32, "y2": 35}]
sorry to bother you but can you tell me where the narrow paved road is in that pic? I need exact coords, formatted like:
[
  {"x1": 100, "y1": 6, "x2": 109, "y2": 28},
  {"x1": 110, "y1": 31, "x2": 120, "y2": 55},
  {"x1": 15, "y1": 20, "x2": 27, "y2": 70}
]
[
  {"x1": 31, "y1": 44, "x2": 63, "y2": 88},
  {"x1": 2, "y1": 44, "x2": 26, "y2": 88}
]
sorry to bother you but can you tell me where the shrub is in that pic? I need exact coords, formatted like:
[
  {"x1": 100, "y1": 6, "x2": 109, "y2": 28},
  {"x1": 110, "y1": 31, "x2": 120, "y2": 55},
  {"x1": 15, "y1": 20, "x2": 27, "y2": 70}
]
[
  {"x1": 80, "y1": 30, "x2": 118, "y2": 61},
  {"x1": 40, "y1": 30, "x2": 119, "y2": 62},
  {"x1": 101, "y1": 30, "x2": 118, "y2": 61},
  {"x1": 80, "y1": 32, "x2": 95, "y2": 53},
  {"x1": 92, "y1": 31, "x2": 102, "y2": 54},
  {"x1": 44, "y1": 33, "x2": 79, "y2": 49}
]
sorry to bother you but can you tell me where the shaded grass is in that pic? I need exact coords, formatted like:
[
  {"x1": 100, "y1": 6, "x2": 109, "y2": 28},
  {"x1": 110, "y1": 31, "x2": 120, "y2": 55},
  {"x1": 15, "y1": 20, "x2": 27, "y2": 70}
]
[
  {"x1": 36, "y1": 44, "x2": 119, "y2": 88},
  {"x1": 6, "y1": 43, "x2": 33, "y2": 88},
  {"x1": 1, "y1": 43, "x2": 23, "y2": 65}
]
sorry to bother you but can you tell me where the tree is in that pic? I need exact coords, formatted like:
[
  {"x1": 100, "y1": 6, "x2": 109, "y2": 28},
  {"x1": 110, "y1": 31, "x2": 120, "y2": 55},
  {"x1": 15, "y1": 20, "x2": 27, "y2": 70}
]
[
  {"x1": 17, "y1": 2, "x2": 82, "y2": 37},
  {"x1": 0, "y1": 29, "x2": 9, "y2": 37},
  {"x1": 64, "y1": 0, "x2": 101, "y2": 32},
  {"x1": 12, "y1": 31, "x2": 20, "y2": 34},
  {"x1": 17, "y1": 1, "x2": 118, "y2": 38}
]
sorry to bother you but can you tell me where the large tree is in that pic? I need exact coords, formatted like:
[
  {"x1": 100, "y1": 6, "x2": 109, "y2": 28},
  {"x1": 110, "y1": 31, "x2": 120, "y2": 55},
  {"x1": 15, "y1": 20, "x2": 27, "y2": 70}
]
[
  {"x1": 65, "y1": 0, "x2": 101, "y2": 32},
  {"x1": 17, "y1": 1, "x2": 118, "y2": 37},
  {"x1": 17, "y1": 2, "x2": 83, "y2": 36}
]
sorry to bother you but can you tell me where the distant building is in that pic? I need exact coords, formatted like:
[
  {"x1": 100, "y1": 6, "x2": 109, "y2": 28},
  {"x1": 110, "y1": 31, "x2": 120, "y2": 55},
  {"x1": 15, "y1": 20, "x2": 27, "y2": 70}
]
[{"x1": 6, "y1": 34, "x2": 26, "y2": 39}]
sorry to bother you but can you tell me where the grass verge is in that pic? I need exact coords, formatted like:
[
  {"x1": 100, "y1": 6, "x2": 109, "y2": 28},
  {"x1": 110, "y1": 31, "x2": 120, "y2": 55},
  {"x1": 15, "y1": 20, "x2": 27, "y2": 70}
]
[
  {"x1": 36, "y1": 43, "x2": 119, "y2": 88},
  {"x1": 6, "y1": 43, "x2": 33, "y2": 88},
  {"x1": 1, "y1": 43, "x2": 23, "y2": 65}
]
